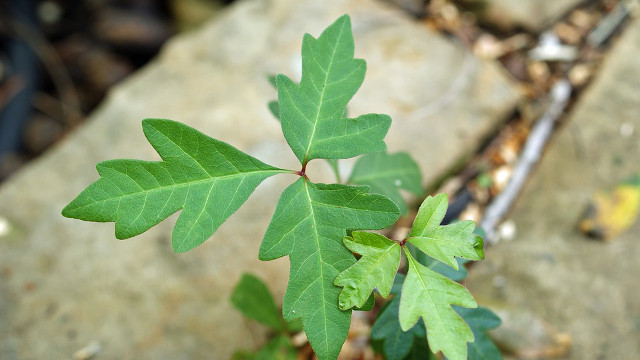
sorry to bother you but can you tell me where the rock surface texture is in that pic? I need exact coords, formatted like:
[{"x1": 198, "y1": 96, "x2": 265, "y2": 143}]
[
  {"x1": 0, "y1": 0, "x2": 520, "y2": 359},
  {"x1": 467, "y1": 20, "x2": 640, "y2": 359},
  {"x1": 464, "y1": 0, "x2": 585, "y2": 31}
]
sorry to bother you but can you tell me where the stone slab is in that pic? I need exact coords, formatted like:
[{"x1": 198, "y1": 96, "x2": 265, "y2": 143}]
[
  {"x1": 463, "y1": 0, "x2": 585, "y2": 31},
  {"x1": 0, "y1": 0, "x2": 520, "y2": 358},
  {"x1": 466, "y1": 20, "x2": 640, "y2": 359}
]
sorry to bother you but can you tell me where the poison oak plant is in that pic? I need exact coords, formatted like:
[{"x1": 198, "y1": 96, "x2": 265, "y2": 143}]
[{"x1": 62, "y1": 15, "x2": 496, "y2": 360}]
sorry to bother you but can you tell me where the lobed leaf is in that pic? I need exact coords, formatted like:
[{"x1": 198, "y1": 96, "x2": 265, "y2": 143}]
[
  {"x1": 411, "y1": 245, "x2": 469, "y2": 281},
  {"x1": 399, "y1": 247, "x2": 477, "y2": 360},
  {"x1": 370, "y1": 275, "x2": 426, "y2": 360},
  {"x1": 62, "y1": 119, "x2": 287, "y2": 253},
  {"x1": 408, "y1": 194, "x2": 484, "y2": 269},
  {"x1": 355, "y1": 293, "x2": 375, "y2": 311},
  {"x1": 349, "y1": 152, "x2": 423, "y2": 214},
  {"x1": 231, "y1": 273, "x2": 283, "y2": 331},
  {"x1": 259, "y1": 178, "x2": 399, "y2": 360},
  {"x1": 267, "y1": 74, "x2": 342, "y2": 183},
  {"x1": 334, "y1": 231, "x2": 401, "y2": 310},
  {"x1": 277, "y1": 15, "x2": 390, "y2": 164},
  {"x1": 455, "y1": 306, "x2": 502, "y2": 360}
]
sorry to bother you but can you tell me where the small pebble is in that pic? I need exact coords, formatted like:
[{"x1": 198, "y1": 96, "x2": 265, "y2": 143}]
[
  {"x1": 492, "y1": 166, "x2": 512, "y2": 192},
  {"x1": 493, "y1": 275, "x2": 507, "y2": 288},
  {"x1": 291, "y1": 331, "x2": 308, "y2": 347},
  {"x1": 620, "y1": 122, "x2": 635, "y2": 138},
  {"x1": 569, "y1": 63, "x2": 594, "y2": 87},
  {"x1": 529, "y1": 32, "x2": 578, "y2": 62},
  {"x1": 38, "y1": 1, "x2": 62, "y2": 24},
  {"x1": 473, "y1": 34, "x2": 504, "y2": 59},
  {"x1": 0, "y1": 217, "x2": 10, "y2": 237},
  {"x1": 497, "y1": 220, "x2": 517, "y2": 242},
  {"x1": 72, "y1": 341, "x2": 101, "y2": 360}
]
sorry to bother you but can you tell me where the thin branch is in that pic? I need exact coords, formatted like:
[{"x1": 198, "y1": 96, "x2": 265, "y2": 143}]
[
  {"x1": 0, "y1": 17, "x2": 83, "y2": 127},
  {"x1": 480, "y1": 79, "x2": 572, "y2": 244}
]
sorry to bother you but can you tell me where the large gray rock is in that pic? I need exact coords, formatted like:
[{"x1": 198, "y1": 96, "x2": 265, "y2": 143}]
[
  {"x1": 463, "y1": 0, "x2": 585, "y2": 31},
  {"x1": 0, "y1": 0, "x2": 520, "y2": 358},
  {"x1": 466, "y1": 20, "x2": 640, "y2": 359}
]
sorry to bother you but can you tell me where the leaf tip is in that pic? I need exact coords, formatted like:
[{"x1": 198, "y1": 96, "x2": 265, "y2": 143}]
[
  {"x1": 337, "y1": 291, "x2": 354, "y2": 311},
  {"x1": 140, "y1": 117, "x2": 156, "y2": 130},
  {"x1": 334, "y1": 14, "x2": 351, "y2": 28},
  {"x1": 433, "y1": 192, "x2": 448, "y2": 203},
  {"x1": 172, "y1": 242, "x2": 191, "y2": 254},
  {"x1": 61, "y1": 203, "x2": 74, "y2": 218}
]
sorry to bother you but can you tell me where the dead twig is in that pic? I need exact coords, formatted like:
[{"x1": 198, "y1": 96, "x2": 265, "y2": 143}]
[
  {"x1": 0, "y1": 75, "x2": 25, "y2": 109},
  {"x1": 0, "y1": 17, "x2": 82, "y2": 126},
  {"x1": 587, "y1": 0, "x2": 633, "y2": 47},
  {"x1": 480, "y1": 79, "x2": 572, "y2": 243}
]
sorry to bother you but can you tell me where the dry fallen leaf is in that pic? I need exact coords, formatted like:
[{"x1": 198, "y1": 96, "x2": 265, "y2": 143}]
[{"x1": 579, "y1": 175, "x2": 640, "y2": 240}]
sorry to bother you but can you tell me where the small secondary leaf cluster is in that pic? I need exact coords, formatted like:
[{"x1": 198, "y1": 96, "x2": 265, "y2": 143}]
[
  {"x1": 231, "y1": 273, "x2": 300, "y2": 360},
  {"x1": 370, "y1": 248, "x2": 502, "y2": 360},
  {"x1": 62, "y1": 14, "x2": 495, "y2": 360},
  {"x1": 334, "y1": 194, "x2": 486, "y2": 360}
]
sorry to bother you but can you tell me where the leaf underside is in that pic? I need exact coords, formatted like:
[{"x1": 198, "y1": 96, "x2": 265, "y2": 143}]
[
  {"x1": 62, "y1": 119, "x2": 286, "y2": 253},
  {"x1": 259, "y1": 178, "x2": 399, "y2": 360},
  {"x1": 277, "y1": 15, "x2": 390, "y2": 164},
  {"x1": 349, "y1": 152, "x2": 423, "y2": 214}
]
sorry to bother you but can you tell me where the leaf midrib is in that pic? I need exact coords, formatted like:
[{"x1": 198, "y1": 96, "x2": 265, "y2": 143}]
[
  {"x1": 404, "y1": 249, "x2": 452, "y2": 353},
  {"x1": 302, "y1": 20, "x2": 346, "y2": 163},
  {"x1": 303, "y1": 180, "x2": 332, "y2": 355},
  {"x1": 70, "y1": 168, "x2": 289, "y2": 211}
]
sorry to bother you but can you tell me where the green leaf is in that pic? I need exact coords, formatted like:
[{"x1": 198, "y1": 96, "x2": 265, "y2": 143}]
[
  {"x1": 334, "y1": 232, "x2": 400, "y2": 310},
  {"x1": 372, "y1": 296, "x2": 425, "y2": 360},
  {"x1": 349, "y1": 152, "x2": 423, "y2": 214},
  {"x1": 404, "y1": 337, "x2": 438, "y2": 360},
  {"x1": 268, "y1": 76, "x2": 342, "y2": 184},
  {"x1": 231, "y1": 273, "x2": 283, "y2": 331},
  {"x1": 232, "y1": 335, "x2": 297, "y2": 360},
  {"x1": 408, "y1": 194, "x2": 484, "y2": 269},
  {"x1": 371, "y1": 275, "x2": 426, "y2": 360},
  {"x1": 267, "y1": 74, "x2": 278, "y2": 88},
  {"x1": 411, "y1": 245, "x2": 469, "y2": 281},
  {"x1": 455, "y1": 306, "x2": 502, "y2": 360},
  {"x1": 259, "y1": 178, "x2": 399, "y2": 360},
  {"x1": 285, "y1": 318, "x2": 303, "y2": 333},
  {"x1": 355, "y1": 293, "x2": 375, "y2": 311},
  {"x1": 277, "y1": 15, "x2": 390, "y2": 164},
  {"x1": 62, "y1": 119, "x2": 288, "y2": 253},
  {"x1": 268, "y1": 101, "x2": 280, "y2": 119},
  {"x1": 399, "y1": 248, "x2": 477, "y2": 360},
  {"x1": 267, "y1": 75, "x2": 280, "y2": 120}
]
